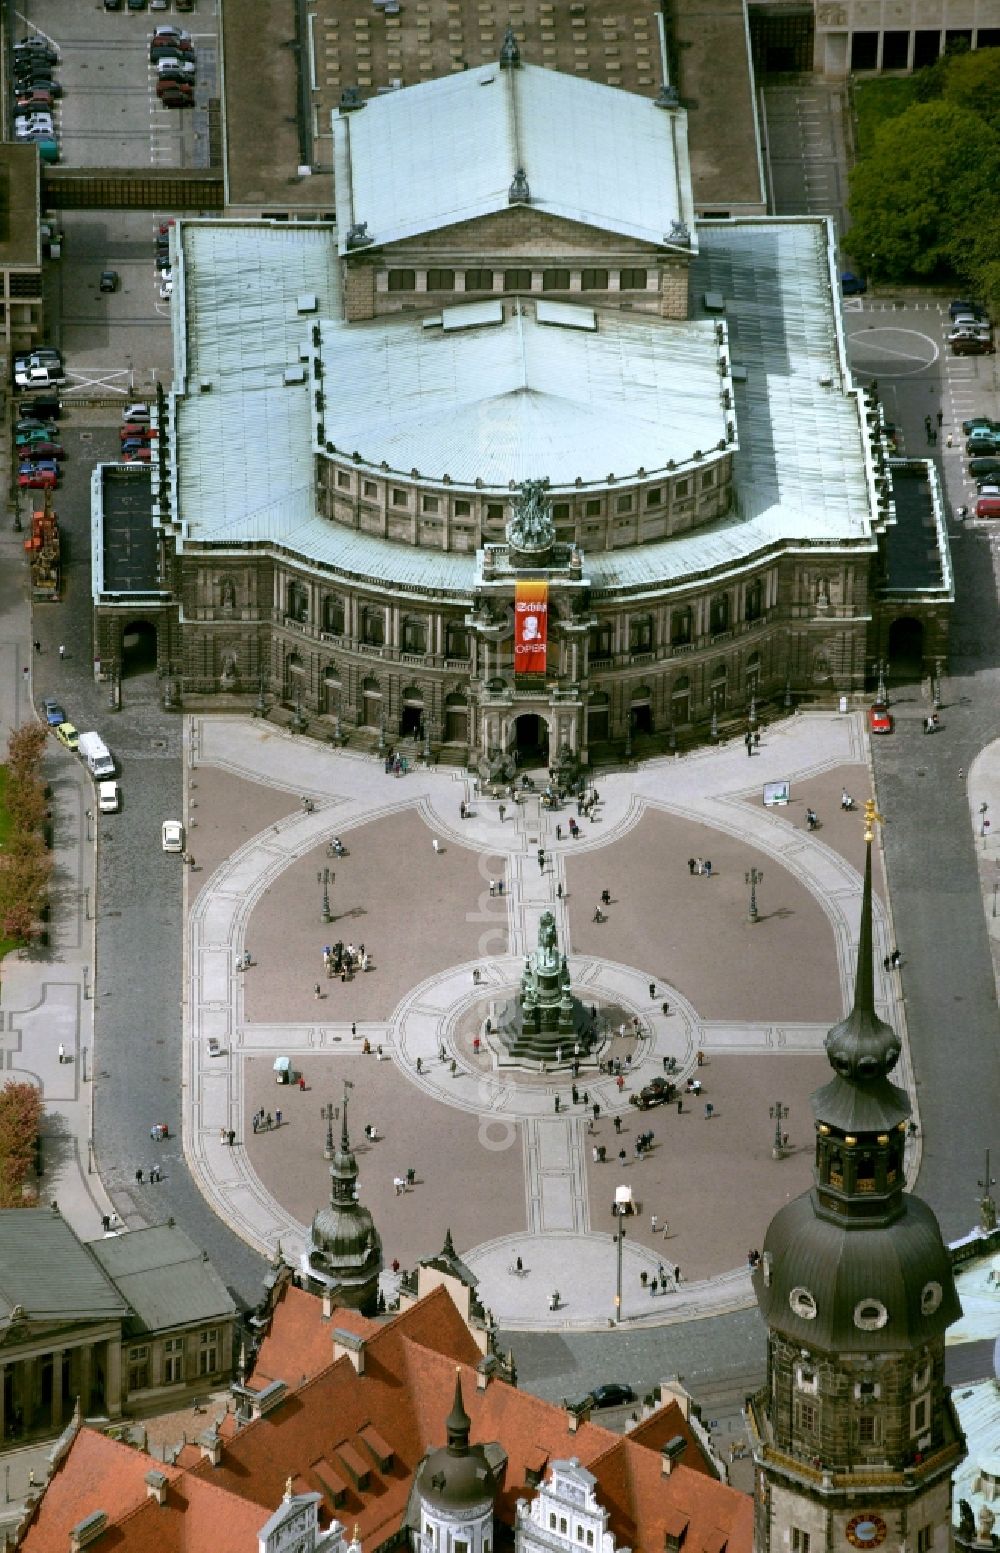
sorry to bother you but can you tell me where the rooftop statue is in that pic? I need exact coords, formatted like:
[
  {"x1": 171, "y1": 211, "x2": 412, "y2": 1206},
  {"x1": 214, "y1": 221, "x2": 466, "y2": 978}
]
[{"x1": 507, "y1": 480, "x2": 555, "y2": 556}]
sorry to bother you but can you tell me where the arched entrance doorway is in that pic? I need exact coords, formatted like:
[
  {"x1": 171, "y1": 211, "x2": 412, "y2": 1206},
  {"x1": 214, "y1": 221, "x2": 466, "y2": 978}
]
[
  {"x1": 587, "y1": 691, "x2": 610, "y2": 745},
  {"x1": 285, "y1": 651, "x2": 306, "y2": 704},
  {"x1": 360, "y1": 676, "x2": 382, "y2": 729},
  {"x1": 886, "y1": 617, "x2": 924, "y2": 680},
  {"x1": 322, "y1": 668, "x2": 341, "y2": 717},
  {"x1": 121, "y1": 620, "x2": 157, "y2": 676},
  {"x1": 400, "y1": 686, "x2": 424, "y2": 739},
  {"x1": 509, "y1": 712, "x2": 549, "y2": 768}
]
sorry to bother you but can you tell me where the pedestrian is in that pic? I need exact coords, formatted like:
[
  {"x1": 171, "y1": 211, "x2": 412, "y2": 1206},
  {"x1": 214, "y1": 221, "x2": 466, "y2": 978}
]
[
  {"x1": 677, "y1": 1098, "x2": 683, "y2": 1114},
  {"x1": 489, "y1": 879, "x2": 496, "y2": 897},
  {"x1": 616, "y1": 1073, "x2": 624, "y2": 1092},
  {"x1": 538, "y1": 848, "x2": 545, "y2": 873},
  {"x1": 946, "y1": 432, "x2": 953, "y2": 448},
  {"x1": 394, "y1": 1176, "x2": 404, "y2": 1196},
  {"x1": 265, "y1": 1113, "x2": 272, "y2": 1131},
  {"x1": 695, "y1": 858, "x2": 704, "y2": 874},
  {"x1": 315, "y1": 983, "x2": 321, "y2": 999},
  {"x1": 275, "y1": 1109, "x2": 282, "y2": 1127},
  {"x1": 593, "y1": 1145, "x2": 599, "y2": 1163},
  {"x1": 152, "y1": 1164, "x2": 160, "y2": 1183},
  {"x1": 753, "y1": 730, "x2": 760, "y2": 748},
  {"x1": 433, "y1": 839, "x2": 441, "y2": 854},
  {"x1": 618, "y1": 1148, "x2": 627, "y2": 1166},
  {"x1": 136, "y1": 1167, "x2": 144, "y2": 1184},
  {"x1": 59, "y1": 644, "x2": 66, "y2": 659},
  {"x1": 651, "y1": 1213, "x2": 658, "y2": 1233},
  {"x1": 351, "y1": 1021, "x2": 357, "y2": 1037},
  {"x1": 33, "y1": 640, "x2": 41, "y2": 654},
  {"x1": 883, "y1": 955, "x2": 891, "y2": 972},
  {"x1": 687, "y1": 857, "x2": 696, "y2": 875},
  {"x1": 450, "y1": 1058, "x2": 457, "y2": 1075},
  {"x1": 498, "y1": 878, "x2": 504, "y2": 895},
  {"x1": 745, "y1": 733, "x2": 752, "y2": 758},
  {"x1": 704, "y1": 860, "x2": 712, "y2": 878},
  {"x1": 252, "y1": 1115, "x2": 259, "y2": 1133},
  {"x1": 592, "y1": 1101, "x2": 600, "y2": 1120},
  {"x1": 662, "y1": 1220, "x2": 670, "y2": 1238},
  {"x1": 58, "y1": 1042, "x2": 65, "y2": 1064},
  {"x1": 415, "y1": 1055, "x2": 423, "y2": 1074},
  {"x1": 554, "y1": 1095, "x2": 560, "y2": 1113},
  {"x1": 662, "y1": 1001, "x2": 670, "y2": 1017},
  {"x1": 101, "y1": 1214, "x2": 111, "y2": 1232},
  {"x1": 924, "y1": 414, "x2": 932, "y2": 441},
  {"x1": 649, "y1": 982, "x2": 656, "y2": 999},
  {"x1": 556, "y1": 881, "x2": 563, "y2": 899},
  {"x1": 696, "y1": 1049, "x2": 705, "y2": 1066},
  {"x1": 705, "y1": 1102, "x2": 714, "y2": 1120},
  {"x1": 220, "y1": 1126, "x2": 227, "y2": 1145},
  {"x1": 498, "y1": 802, "x2": 506, "y2": 823},
  {"x1": 890, "y1": 948, "x2": 901, "y2": 968},
  {"x1": 675, "y1": 1265, "x2": 681, "y2": 1284},
  {"x1": 614, "y1": 1114, "x2": 622, "y2": 1134},
  {"x1": 556, "y1": 823, "x2": 562, "y2": 840},
  {"x1": 936, "y1": 409, "x2": 943, "y2": 428}
]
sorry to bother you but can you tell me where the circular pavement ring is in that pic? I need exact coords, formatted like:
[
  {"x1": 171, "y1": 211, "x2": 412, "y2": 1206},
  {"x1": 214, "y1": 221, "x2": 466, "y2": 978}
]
[{"x1": 846, "y1": 324, "x2": 940, "y2": 379}]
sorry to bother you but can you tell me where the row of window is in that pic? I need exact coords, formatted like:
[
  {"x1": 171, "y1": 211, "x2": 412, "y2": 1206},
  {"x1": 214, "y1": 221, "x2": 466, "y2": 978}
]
[
  {"x1": 589, "y1": 588, "x2": 764, "y2": 656},
  {"x1": 286, "y1": 587, "x2": 471, "y2": 657},
  {"x1": 330, "y1": 475, "x2": 717, "y2": 512},
  {"x1": 547, "y1": 1513, "x2": 595, "y2": 1546},
  {"x1": 127, "y1": 1329, "x2": 219, "y2": 1392},
  {"x1": 386, "y1": 267, "x2": 651, "y2": 294},
  {"x1": 793, "y1": 1392, "x2": 930, "y2": 1439}
]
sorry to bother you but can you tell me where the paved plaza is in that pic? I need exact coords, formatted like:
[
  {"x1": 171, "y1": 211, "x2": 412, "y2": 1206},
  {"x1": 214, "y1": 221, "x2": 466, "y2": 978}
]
[{"x1": 183, "y1": 710, "x2": 919, "y2": 1330}]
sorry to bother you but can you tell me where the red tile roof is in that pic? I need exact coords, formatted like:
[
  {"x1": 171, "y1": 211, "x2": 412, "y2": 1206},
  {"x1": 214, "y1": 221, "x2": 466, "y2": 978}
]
[
  {"x1": 20, "y1": 1284, "x2": 752, "y2": 1553},
  {"x1": 251, "y1": 1283, "x2": 377, "y2": 1390}
]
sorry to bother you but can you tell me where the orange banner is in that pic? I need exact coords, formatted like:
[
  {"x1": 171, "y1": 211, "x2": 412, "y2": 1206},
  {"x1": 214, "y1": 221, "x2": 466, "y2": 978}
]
[{"x1": 514, "y1": 580, "x2": 548, "y2": 675}]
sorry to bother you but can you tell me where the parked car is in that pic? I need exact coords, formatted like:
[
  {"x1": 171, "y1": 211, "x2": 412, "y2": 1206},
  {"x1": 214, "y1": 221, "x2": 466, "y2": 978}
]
[
  {"x1": 970, "y1": 458, "x2": 1000, "y2": 481},
  {"x1": 967, "y1": 434, "x2": 1000, "y2": 457},
  {"x1": 98, "y1": 780, "x2": 120, "y2": 814},
  {"x1": 20, "y1": 396, "x2": 60, "y2": 420},
  {"x1": 16, "y1": 427, "x2": 56, "y2": 445},
  {"x1": 15, "y1": 115, "x2": 55, "y2": 134},
  {"x1": 158, "y1": 86, "x2": 195, "y2": 106},
  {"x1": 976, "y1": 494, "x2": 1000, "y2": 519},
  {"x1": 23, "y1": 441, "x2": 64, "y2": 459},
  {"x1": 159, "y1": 275, "x2": 174, "y2": 297},
  {"x1": 14, "y1": 72, "x2": 61, "y2": 96},
  {"x1": 19, "y1": 467, "x2": 57, "y2": 489},
  {"x1": 157, "y1": 55, "x2": 195, "y2": 75},
  {"x1": 869, "y1": 702, "x2": 893, "y2": 735},
  {"x1": 19, "y1": 459, "x2": 59, "y2": 475},
  {"x1": 949, "y1": 299, "x2": 988, "y2": 322},
  {"x1": 840, "y1": 271, "x2": 867, "y2": 295},
  {"x1": 588, "y1": 1383, "x2": 636, "y2": 1410},
  {"x1": 121, "y1": 424, "x2": 152, "y2": 441},
  {"x1": 42, "y1": 698, "x2": 66, "y2": 726},
  {"x1": 963, "y1": 416, "x2": 1000, "y2": 436},
  {"x1": 162, "y1": 819, "x2": 184, "y2": 853},
  {"x1": 631, "y1": 1075, "x2": 673, "y2": 1110},
  {"x1": 952, "y1": 334, "x2": 995, "y2": 357},
  {"x1": 16, "y1": 365, "x2": 66, "y2": 390},
  {"x1": 15, "y1": 38, "x2": 58, "y2": 63},
  {"x1": 104, "y1": 0, "x2": 123, "y2": 8},
  {"x1": 16, "y1": 89, "x2": 53, "y2": 109},
  {"x1": 122, "y1": 402, "x2": 150, "y2": 423},
  {"x1": 16, "y1": 419, "x2": 55, "y2": 434},
  {"x1": 176, "y1": 0, "x2": 195, "y2": 10},
  {"x1": 16, "y1": 346, "x2": 61, "y2": 366},
  {"x1": 158, "y1": 64, "x2": 196, "y2": 85},
  {"x1": 152, "y1": 24, "x2": 191, "y2": 38},
  {"x1": 157, "y1": 78, "x2": 193, "y2": 99},
  {"x1": 122, "y1": 446, "x2": 152, "y2": 462},
  {"x1": 54, "y1": 722, "x2": 79, "y2": 751},
  {"x1": 100, "y1": 270, "x2": 119, "y2": 293}
]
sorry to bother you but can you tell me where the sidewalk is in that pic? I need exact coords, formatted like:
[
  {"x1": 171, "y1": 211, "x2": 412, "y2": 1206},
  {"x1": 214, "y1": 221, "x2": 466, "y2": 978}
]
[{"x1": 0, "y1": 523, "x2": 113, "y2": 1241}]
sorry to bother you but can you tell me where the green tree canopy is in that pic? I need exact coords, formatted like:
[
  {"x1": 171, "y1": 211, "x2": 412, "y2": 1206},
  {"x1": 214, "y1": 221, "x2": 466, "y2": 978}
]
[{"x1": 845, "y1": 99, "x2": 1000, "y2": 286}]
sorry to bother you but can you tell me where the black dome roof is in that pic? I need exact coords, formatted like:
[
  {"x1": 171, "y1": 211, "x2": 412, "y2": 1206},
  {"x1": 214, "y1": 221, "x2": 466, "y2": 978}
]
[
  {"x1": 755, "y1": 1190, "x2": 960, "y2": 1352},
  {"x1": 415, "y1": 1373, "x2": 498, "y2": 1514}
]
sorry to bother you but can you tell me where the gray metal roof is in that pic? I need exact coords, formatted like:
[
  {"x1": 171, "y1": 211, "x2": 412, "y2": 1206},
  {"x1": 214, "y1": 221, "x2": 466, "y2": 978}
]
[
  {"x1": 87, "y1": 1223, "x2": 236, "y2": 1336},
  {"x1": 317, "y1": 301, "x2": 727, "y2": 488},
  {"x1": 172, "y1": 215, "x2": 877, "y2": 597},
  {"x1": 0, "y1": 1209, "x2": 127, "y2": 1324},
  {"x1": 333, "y1": 62, "x2": 695, "y2": 254},
  {"x1": 174, "y1": 221, "x2": 341, "y2": 538}
]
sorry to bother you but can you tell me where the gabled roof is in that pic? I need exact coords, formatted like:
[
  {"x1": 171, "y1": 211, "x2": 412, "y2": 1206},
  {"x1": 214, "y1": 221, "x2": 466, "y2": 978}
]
[
  {"x1": 0, "y1": 1209, "x2": 127, "y2": 1327},
  {"x1": 332, "y1": 61, "x2": 695, "y2": 255},
  {"x1": 251, "y1": 1282, "x2": 377, "y2": 1391},
  {"x1": 87, "y1": 1223, "x2": 236, "y2": 1336}
]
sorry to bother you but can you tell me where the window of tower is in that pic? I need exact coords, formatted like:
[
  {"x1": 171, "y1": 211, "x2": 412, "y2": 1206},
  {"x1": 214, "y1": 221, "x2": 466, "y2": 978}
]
[
  {"x1": 560, "y1": 1520, "x2": 568, "y2": 1535},
  {"x1": 829, "y1": 1148, "x2": 844, "y2": 1187},
  {"x1": 792, "y1": 1529, "x2": 810, "y2": 1553},
  {"x1": 857, "y1": 1152, "x2": 876, "y2": 1191},
  {"x1": 794, "y1": 1398, "x2": 817, "y2": 1433},
  {"x1": 550, "y1": 1516, "x2": 557, "y2": 1531},
  {"x1": 913, "y1": 1362, "x2": 932, "y2": 1393},
  {"x1": 858, "y1": 1415, "x2": 880, "y2": 1444},
  {"x1": 911, "y1": 1394, "x2": 930, "y2": 1434}
]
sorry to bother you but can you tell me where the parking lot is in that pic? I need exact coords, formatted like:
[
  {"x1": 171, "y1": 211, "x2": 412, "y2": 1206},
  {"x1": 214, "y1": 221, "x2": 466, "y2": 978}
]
[{"x1": 19, "y1": 0, "x2": 218, "y2": 168}]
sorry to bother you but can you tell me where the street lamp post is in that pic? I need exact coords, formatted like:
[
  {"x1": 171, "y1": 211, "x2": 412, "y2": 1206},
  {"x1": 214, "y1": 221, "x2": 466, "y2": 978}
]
[
  {"x1": 613, "y1": 1202, "x2": 626, "y2": 1325},
  {"x1": 980, "y1": 802, "x2": 990, "y2": 848},
  {"x1": 783, "y1": 675, "x2": 792, "y2": 710},
  {"x1": 710, "y1": 707, "x2": 718, "y2": 741},
  {"x1": 85, "y1": 809, "x2": 93, "y2": 843},
  {"x1": 876, "y1": 658, "x2": 888, "y2": 704},
  {"x1": 317, "y1": 867, "x2": 333, "y2": 923},
  {"x1": 745, "y1": 866, "x2": 763, "y2": 924},
  {"x1": 933, "y1": 657, "x2": 943, "y2": 709},
  {"x1": 769, "y1": 1100, "x2": 789, "y2": 1160},
  {"x1": 255, "y1": 672, "x2": 268, "y2": 719},
  {"x1": 748, "y1": 694, "x2": 757, "y2": 728},
  {"x1": 978, "y1": 1149, "x2": 997, "y2": 1233}
]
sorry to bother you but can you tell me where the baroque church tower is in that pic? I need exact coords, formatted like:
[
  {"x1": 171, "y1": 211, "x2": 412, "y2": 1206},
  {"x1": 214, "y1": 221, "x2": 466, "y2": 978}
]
[{"x1": 749, "y1": 804, "x2": 965, "y2": 1553}]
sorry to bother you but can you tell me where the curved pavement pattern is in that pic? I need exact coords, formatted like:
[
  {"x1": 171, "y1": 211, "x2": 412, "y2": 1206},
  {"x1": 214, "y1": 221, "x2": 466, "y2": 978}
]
[{"x1": 182, "y1": 711, "x2": 921, "y2": 1331}]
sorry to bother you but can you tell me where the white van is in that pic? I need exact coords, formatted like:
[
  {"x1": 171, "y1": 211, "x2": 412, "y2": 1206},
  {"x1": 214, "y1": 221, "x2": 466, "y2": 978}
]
[{"x1": 78, "y1": 731, "x2": 116, "y2": 779}]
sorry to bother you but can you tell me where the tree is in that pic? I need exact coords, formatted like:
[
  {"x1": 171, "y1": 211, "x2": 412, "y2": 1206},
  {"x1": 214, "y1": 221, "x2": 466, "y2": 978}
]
[
  {"x1": 0, "y1": 1080, "x2": 42, "y2": 1207},
  {"x1": 846, "y1": 100, "x2": 1000, "y2": 285}
]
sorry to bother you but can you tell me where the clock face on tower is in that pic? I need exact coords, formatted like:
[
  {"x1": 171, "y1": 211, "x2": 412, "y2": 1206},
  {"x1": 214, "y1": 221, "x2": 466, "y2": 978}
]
[{"x1": 845, "y1": 1514, "x2": 888, "y2": 1548}]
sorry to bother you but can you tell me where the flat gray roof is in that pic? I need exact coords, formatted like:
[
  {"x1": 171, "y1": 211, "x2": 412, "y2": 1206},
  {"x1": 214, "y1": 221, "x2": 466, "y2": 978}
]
[{"x1": 333, "y1": 60, "x2": 695, "y2": 255}]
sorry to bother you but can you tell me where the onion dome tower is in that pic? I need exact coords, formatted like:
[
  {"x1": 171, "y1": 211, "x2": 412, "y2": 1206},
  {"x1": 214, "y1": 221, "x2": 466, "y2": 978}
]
[
  {"x1": 748, "y1": 802, "x2": 965, "y2": 1553},
  {"x1": 410, "y1": 1372, "x2": 499, "y2": 1553},
  {"x1": 300, "y1": 1082, "x2": 382, "y2": 1314}
]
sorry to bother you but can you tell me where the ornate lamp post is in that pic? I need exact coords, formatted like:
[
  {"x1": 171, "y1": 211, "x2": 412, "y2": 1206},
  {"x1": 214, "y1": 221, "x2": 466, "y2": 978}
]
[
  {"x1": 710, "y1": 706, "x2": 718, "y2": 741},
  {"x1": 255, "y1": 672, "x2": 268, "y2": 718},
  {"x1": 769, "y1": 1100, "x2": 789, "y2": 1160},
  {"x1": 783, "y1": 674, "x2": 792, "y2": 710},
  {"x1": 317, "y1": 867, "x2": 332, "y2": 923},
  {"x1": 613, "y1": 1200, "x2": 627, "y2": 1325},
  {"x1": 745, "y1": 866, "x2": 763, "y2": 923},
  {"x1": 748, "y1": 694, "x2": 757, "y2": 728},
  {"x1": 876, "y1": 658, "x2": 888, "y2": 704}
]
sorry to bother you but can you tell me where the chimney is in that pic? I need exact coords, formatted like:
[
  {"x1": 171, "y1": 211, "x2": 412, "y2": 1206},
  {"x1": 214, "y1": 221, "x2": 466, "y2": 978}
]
[
  {"x1": 476, "y1": 1355, "x2": 498, "y2": 1391},
  {"x1": 661, "y1": 1436, "x2": 687, "y2": 1476},
  {"x1": 199, "y1": 1426, "x2": 222, "y2": 1466},
  {"x1": 145, "y1": 1470, "x2": 168, "y2": 1506},
  {"x1": 323, "y1": 1291, "x2": 334, "y2": 1319},
  {"x1": 69, "y1": 1511, "x2": 108, "y2": 1552},
  {"x1": 565, "y1": 1398, "x2": 592, "y2": 1434},
  {"x1": 332, "y1": 1329, "x2": 366, "y2": 1374}
]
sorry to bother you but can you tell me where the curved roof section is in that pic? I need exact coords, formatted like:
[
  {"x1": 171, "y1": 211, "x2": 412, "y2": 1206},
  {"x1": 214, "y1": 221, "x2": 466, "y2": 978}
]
[
  {"x1": 755, "y1": 1191, "x2": 960, "y2": 1352},
  {"x1": 317, "y1": 303, "x2": 727, "y2": 488},
  {"x1": 333, "y1": 62, "x2": 694, "y2": 253}
]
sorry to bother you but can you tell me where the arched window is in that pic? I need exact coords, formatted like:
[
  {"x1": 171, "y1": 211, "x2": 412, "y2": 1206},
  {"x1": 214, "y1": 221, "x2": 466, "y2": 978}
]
[
  {"x1": 361, "y1": 606, "x2": 385, "y2": 647},
  {"x1": 323, "y1": 595, "x2": 345, "y2": 634},
  {"x1": 589, "y1": 623, "x2": 613, "y2": 660},
  {"x1": 745, "y1": 579, "x2": 763, "y2": 622},
  {"x1": 710, "y1": 593, "x2": 730, "y2": 634}
]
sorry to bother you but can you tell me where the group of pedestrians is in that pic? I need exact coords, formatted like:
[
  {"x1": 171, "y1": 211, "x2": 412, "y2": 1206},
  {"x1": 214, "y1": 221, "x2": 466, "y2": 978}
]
[
  {"x1": 323, "y1": 941, "x2": 369, "y2": 980},
  {"x1": 687, "y1": 857, "x2": 713, "y2": 877},
  {"x1": 250, "y1": 1109, "x2": 280, "y2": 1134},
  {"x1": 134, "y1": 1163, "x2": 163, "y2": 1184}
]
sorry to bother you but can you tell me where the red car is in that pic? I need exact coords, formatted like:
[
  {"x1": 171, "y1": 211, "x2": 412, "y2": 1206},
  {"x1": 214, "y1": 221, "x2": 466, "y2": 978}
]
[
  {"x1": 25, "y1": 441, "x2": 64, "y2": 459},
  {"x1": 869, "y1": 702, "x2": 893, "y2": 735},
  {"x1": 122, "y1": 447, "x2": 152, "y2": 462},
  {"x1": 121, "y1": 424, "x2": 153, "y2": 440},
  {"x1": 19, "y1": 468, "x2": 57, "y2": 488}
]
